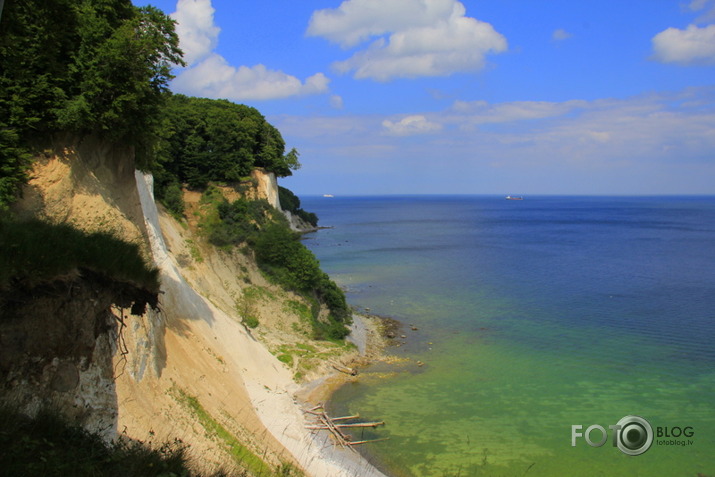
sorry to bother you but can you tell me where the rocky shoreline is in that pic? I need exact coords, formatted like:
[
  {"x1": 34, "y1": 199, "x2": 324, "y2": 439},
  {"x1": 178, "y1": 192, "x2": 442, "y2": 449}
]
[{"x1": 295, "y1": 309, "x2": 411, "y2": 411}]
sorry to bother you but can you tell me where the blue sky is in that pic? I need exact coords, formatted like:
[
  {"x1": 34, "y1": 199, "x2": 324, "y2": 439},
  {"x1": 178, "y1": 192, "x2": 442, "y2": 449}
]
[{"x1": 133, "y1": 0, "x2": 715, "y2": 195}]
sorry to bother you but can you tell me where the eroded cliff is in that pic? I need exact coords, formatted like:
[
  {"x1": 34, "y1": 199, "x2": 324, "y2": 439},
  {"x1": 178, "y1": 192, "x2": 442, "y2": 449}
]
[{"x1": 1, "y1": 137, "x2": 369, "y2": 476}]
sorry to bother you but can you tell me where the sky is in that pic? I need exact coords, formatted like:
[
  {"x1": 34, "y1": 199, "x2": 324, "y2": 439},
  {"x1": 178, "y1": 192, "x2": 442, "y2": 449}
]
[{"x1": 132, "y1": 0, "x2": 715, "y2": 196}]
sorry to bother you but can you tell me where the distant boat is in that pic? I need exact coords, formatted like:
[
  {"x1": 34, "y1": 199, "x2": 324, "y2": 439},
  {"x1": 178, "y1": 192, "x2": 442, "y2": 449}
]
[
  {"x1": 323, "y1": 194, "x2": 334, "y2": 198},
  {"x1": 505, "y1": 195, "x2": 523, "y2": 200}
]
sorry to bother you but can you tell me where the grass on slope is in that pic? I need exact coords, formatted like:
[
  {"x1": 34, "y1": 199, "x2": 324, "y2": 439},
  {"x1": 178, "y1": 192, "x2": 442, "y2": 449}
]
[{"x1": 0, "y1": 219, "x2": 159, "y2": 291}]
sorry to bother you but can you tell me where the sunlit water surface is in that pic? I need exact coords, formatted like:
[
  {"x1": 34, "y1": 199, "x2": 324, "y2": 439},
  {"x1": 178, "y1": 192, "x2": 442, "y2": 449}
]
[{"x1": 301, "y1": 196, "x2": 715, "y2": 477}]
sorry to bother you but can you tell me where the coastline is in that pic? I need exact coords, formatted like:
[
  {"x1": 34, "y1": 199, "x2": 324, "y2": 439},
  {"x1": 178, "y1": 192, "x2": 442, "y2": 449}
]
[
  {"x1": 243, "y1": 311, "x2": 396, "y2": 477},
  {"x1": 296, "y1": 311, "x2": 399, "y2": 405},
  {"x1": 286, "y1": 312, "x2": 400, "y2": 477},
  {"x1": 139, "y1": 175, "x2": 392, "y2": 477}
]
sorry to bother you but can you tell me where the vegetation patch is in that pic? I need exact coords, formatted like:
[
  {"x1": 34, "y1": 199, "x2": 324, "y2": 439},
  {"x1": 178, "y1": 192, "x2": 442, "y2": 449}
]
[
  {"x1": 277, "y1": 353, "x2": 294, "y2": 366},
  {"x1": 208, "y1": 197, "x2": 283, "y2": 247},
  {"x1": 0, "y1": 219, "x2": 158, "y2": 291},
  {"x1": 274, "y1": 341, "x2": 355, "y2": 381},
  {"x1": 185, "y1": 238, "x2": 203, "y2": 263},
  {"x1": 243, "y1": 285, "x2": 276, "y2": 303},
  {"x1": 253, "y1": 224, "x2": 352, "y2": 340},
  {"x1": 173, "y1": 387, "x2": 274, "y2": 476},
  {"x1": 193, "y1": 188, "x2": 351, "y2": 340},
  {"x1": 0, "y1": 0, "x2": 183, "y2": 209},
  {"x1": 278, "y1": 187, "x2": 318, "y2": 228},
  {"x1": 0, "y1": 406, "x2": 214, "y2": 477}
]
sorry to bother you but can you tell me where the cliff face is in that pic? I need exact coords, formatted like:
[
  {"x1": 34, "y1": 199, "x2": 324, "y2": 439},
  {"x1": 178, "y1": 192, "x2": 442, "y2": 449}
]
[
  {"x1": 250, "y1": 168, "x2": 281, "y2": 210},
  {"x1": 12, "y1": 135, "x2": 150, "y2": 257},
  {"x1": 2, "y1": 138, "x2": 291, "y2": 472},
  {"x1": 2, "y1": 137, "x2": 362, "y2": 475},
  {"x1": 1, "y1": 137, "x2": 155, "y2": 438},
  {"x1": 0, "y1": 273, "x2": 150, "y2": 439}
]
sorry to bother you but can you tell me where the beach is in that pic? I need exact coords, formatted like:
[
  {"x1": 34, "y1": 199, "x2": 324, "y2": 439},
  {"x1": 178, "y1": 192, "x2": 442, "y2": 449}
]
[{"x1": 247, "y1": 312, "x2": 393, "y2": 477}]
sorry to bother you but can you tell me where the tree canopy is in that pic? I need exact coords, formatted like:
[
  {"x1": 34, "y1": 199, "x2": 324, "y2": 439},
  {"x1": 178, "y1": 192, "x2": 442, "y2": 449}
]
[
  {"x1": 0, "y1": 0, "x2": 183, "y2": 208},
  {"x1": 153, "y1": 94, "x2": 301, "y2": 194}
]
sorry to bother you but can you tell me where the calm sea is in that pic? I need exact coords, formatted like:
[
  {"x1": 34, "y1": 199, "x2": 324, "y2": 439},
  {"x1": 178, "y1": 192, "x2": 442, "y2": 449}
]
[{"x1": 301, "y1": 195, "x2": 715, "y2": 477}]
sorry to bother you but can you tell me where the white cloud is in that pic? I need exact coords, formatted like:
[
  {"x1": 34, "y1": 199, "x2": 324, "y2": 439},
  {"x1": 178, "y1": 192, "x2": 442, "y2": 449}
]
[
  {"x1": 552, "y1": 29, "x2": 572, "y2": 41},
  {"x1": 688, "y1": 0, "x2": 715, "y2": 23},
  {"x1": 449, "y1": 99, "x2": 588, "y2": 124},
  {"x1": 651, "y1": 24, "x2": 715, "y2": 65},
  {"x1": 330, "y1": 94, "x2": 345, "y2": 109},
  {"x1": 274, "y1": 88, "x2": 715, "y2": 194},
  {"x1": 170, "y1": 0, "x2": 220, "y2": 66},
  {"x1": 276, "y1": 87, "x2": 715, "y2": 177},
  {"x1": 382, "y1": 115, "x2": 443, "y2": 135},
  {"x1": 307, "y1": 0, "x2": 460, "y2": 48},
  {"x1": 172, "y1": 54, "x2": 330, "y2": 101},
  {"x1": 169, "y1": 0, "x2": 330, "y2": 100},
  {"x1": 307, "y1": 0, "x2": 507, "y2": 81}
]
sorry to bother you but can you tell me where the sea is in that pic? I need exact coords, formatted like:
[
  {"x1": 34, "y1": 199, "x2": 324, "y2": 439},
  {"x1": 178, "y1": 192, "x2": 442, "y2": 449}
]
[{"x1": 300, "y1": 195, "x2": 715, "y2": 477}]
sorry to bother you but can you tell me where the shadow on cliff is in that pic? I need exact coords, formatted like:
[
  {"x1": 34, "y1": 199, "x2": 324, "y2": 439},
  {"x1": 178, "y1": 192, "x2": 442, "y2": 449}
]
[{"x1": 0, "y1": 271, "x2": 157, "y2": 440}]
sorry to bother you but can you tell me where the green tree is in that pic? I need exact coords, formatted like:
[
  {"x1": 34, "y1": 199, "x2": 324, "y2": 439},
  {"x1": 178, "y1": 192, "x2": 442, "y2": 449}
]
[
  {"x1": 55, "y1": 3, "x2": 184, "y2": 167},
  {"x1": 153, "y1": 95, "x2": 301, "y2": 193},
  {"x1": 279, "y1": 186, "x2": 317, "y2": 227},
  {"x1": 0, "y1": 0, "x2": 184, "y2": 208},
  {"x1": 0, "y1": 129, "x2": 30, "y2": 211}
]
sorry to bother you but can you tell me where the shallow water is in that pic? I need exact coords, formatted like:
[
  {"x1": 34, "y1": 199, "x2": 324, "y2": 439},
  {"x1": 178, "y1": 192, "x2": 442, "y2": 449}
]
[{"x1": 302, "y1": 196, "x2": 715, "y2": 477}]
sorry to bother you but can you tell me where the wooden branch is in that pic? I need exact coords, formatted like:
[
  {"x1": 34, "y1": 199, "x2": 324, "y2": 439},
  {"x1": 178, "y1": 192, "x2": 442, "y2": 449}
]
[
  {"x1": 306, "y1": 421, "x2": 384, "y2": 430},
  {"x1": 303, "y1": 406, "x2": 385, "y2": 451},
  {"x1": 331, "y1": 414, "x2": 360, "y2": 421},
  {"x1": 348, "y1": 437, "x2": 391, "y2": 446}
]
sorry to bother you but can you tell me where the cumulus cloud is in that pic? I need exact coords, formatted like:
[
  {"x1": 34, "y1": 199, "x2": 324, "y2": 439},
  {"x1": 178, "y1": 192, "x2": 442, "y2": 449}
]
[
  {"x1": 169, "y1": 0, "x2": 329, "y2": 100},
  {"x1": 382, "y1": 115, "x2": 443, "y2": 135},
  {"x1": 307, "y1": 0, "x2": 507, "y2": 81},
  {"x1": 651, "y1": 24, "x2": 715, "y2": 65},
  {"x1": 171, "y1": 0, "x2": 220, "y2": 66},
  {"x1": 172, "y1": 54, "x2": 330, "y2": 101}
]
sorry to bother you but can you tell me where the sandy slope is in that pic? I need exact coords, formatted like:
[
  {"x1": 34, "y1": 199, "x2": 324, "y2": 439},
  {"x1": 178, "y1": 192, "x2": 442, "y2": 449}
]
[{"x1": 129, "y1": 172, "x2": 387, "y2": 476}]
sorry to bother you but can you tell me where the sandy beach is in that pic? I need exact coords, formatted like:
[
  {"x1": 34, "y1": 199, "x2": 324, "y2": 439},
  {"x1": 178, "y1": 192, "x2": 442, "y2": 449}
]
[{"x1": 246, "y1": 316, "x2": 390, "y2": 477}]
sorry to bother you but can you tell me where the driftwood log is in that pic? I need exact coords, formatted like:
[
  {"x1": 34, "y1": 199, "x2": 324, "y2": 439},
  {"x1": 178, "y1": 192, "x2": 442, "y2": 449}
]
[{"x1": 303, "y1": 404, "x2": 387, "y2": 450}]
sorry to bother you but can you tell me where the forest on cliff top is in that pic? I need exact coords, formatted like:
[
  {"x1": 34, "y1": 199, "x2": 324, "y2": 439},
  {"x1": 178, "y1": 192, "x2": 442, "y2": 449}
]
[
  {"x1": 0, "y1": 0, "x2": 349, "y2": 338},
  {"x1": 0, "y1": 0, "x2": 300, "y2": 210}
]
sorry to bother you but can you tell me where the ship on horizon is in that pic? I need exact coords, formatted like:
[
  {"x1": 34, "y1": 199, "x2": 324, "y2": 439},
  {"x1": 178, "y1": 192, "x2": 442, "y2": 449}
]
[{"x1": 505, "y1": 195, "x2": 523, "y2": 200}]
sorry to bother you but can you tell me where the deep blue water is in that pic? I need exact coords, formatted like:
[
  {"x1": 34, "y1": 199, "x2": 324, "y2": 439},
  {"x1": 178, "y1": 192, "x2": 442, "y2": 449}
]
[{"x1": 301, "y1": 195, "x2": 715, "y2": 477}]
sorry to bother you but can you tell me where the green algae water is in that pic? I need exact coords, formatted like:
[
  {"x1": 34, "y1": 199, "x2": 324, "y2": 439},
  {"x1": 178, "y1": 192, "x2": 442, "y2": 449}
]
[{"x1": 301, "y1": 196, "x2": 715, "y2": 477}]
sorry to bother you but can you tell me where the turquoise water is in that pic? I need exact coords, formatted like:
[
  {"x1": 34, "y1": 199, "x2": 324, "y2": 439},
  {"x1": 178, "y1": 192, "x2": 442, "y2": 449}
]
[{"x1": 301, "y1": 196, "x2": 715, "y2": 477}]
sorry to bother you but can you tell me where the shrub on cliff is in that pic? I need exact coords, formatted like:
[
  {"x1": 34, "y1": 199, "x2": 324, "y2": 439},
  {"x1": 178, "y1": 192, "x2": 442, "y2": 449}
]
[
  {"x1": 254, "y1": 224, "x2": 323, "y2": 291},
  {"x1": 278, "y1": 186, "x2": 318, "y2": 227},
  {"x1": 207, "y1": 197, "x2": 281, "y2": 247},
  {"x1": 253, "y1": 223, "x2": 351, "y2": 339},
  {"x1": 161, "y1": 182, "x2": 185, "y2": 218}
]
